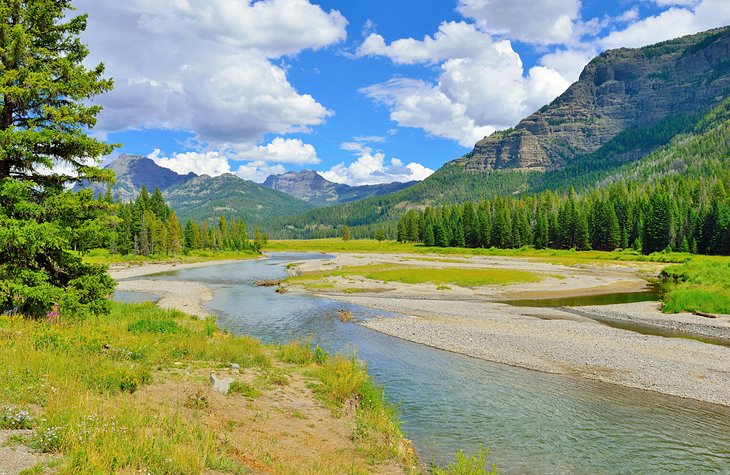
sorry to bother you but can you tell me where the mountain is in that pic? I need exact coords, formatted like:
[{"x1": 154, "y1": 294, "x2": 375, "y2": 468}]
[
  {"x1": 164, "y1": 173, "x2": 314, "y2": 225},
  {"x1": 80, "y1": 154, "x2": 312, "y2": 226},
  {"x1": 458, "y1": 27, "x2": 730, "y2": 172},
  {"x1": 263, "y1": 170, "x2": 416, "y2": 206},
  {"x1": 273, "y1": 26, "x2": 730, "y2": 237},
  {"x1": 82, "y1": 154, "x2": 197, "y2": 201}
]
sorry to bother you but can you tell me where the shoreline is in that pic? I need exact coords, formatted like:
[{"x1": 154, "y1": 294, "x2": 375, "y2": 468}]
[
  {"x1": 110, "y1": 257, "x2": 252, "y2": 317},
  {"x1": 284, "y1": 252, "x2": 730, "y2": 407},
  {"x1": 112, "y1": 252, "x2": 730, "y2": 407}
]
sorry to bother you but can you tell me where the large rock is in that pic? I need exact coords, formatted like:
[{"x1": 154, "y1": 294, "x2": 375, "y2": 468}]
[{"x1": 455, "y1": 27, "x2": 730, "y2": 171}]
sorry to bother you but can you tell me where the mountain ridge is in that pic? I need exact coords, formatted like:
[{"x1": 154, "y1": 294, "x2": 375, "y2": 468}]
[
  {"x1": 456, "y1": 26, "x2": 730, "y2": 172},
  {"x1": 263, "y1": 169, "x2": 416, "y2": 206}
]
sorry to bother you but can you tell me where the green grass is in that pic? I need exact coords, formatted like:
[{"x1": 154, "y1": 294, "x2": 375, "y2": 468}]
[
  {"x1": 266, "y1": 239, "x2": 693, "y2": 264},
  {"x1": 0, "y1": 302, "x2": 272, "y2": 473},
  {"x1": 660, "y1": 257, "x2": 730, "y2": 314},
  {"x1": 289, "y1": 263, "x2": 541, "y2": 288},
  {"x1": 0, "y1": 303, "x2": 422, "y2": 473},
  {"x1": 430, "y1": 446, "x2": 498, "y2": 475}
]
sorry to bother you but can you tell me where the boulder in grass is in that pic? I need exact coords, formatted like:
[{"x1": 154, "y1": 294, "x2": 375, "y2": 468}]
[{"x1": 210, "y1": 373, "x2": 235, "y2": 394}]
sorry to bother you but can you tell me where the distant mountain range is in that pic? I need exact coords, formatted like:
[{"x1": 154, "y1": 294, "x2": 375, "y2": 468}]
[
  {"x1": 262, "y1": 170, "x2": 415, "y2": 207},
  {"x1": 85, "y1": 154, "x2": 417, "y2": 225},
  {"x1": 273, "y1": 26, "x2": 730, "y2": 236}
]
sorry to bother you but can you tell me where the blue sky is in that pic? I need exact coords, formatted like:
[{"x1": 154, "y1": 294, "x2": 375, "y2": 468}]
[{"x1": 76, "y1": 0, "x2": 730, "y2": 185}]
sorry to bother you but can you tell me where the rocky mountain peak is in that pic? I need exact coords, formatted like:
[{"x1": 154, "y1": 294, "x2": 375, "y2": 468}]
[{"x1": 455, "y1": 26, "x2": 730, "y2": 172}]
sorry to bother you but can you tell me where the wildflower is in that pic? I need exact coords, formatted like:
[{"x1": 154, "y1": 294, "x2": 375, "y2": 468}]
[{"x1": 45, "y1": 304, "x2": 61, "y2": 325}]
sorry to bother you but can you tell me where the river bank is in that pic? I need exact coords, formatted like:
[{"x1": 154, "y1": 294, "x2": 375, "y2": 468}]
[
  {"x1": 281, "y1": 252, "x2": 730, "y2": 407},
  {"x1": 110, "y1": 258, "x2": 259, "y2": 317}
]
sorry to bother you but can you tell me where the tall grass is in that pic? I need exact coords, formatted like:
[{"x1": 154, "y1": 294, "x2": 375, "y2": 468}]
[{"x1": 661, "y1": 257, "x2": 730, "y2": 314}]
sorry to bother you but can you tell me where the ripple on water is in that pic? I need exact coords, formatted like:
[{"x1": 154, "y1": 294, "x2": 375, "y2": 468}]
[{"x1": 144, "y1": 253, "x2": 730, "y2": 474}]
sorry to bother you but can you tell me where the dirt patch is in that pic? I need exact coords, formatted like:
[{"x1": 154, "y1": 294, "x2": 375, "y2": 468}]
[
  {"x1": 0, "y1": 430, "x2": 57, "y2": 475},
  {"x1": 136, "y1": 363, "x2": 407, "y2": 474},
  {"x1": 502, "y1": 280, "x2": 649, "y2": 300}
]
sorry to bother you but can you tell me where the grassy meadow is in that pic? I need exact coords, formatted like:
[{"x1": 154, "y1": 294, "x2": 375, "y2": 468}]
[
  {"x1": 288, "y1": 263, "x2": 542, "y2": 288},
  {"x1": 660, "y1": 257, "x2": 730, "y2": 314},
  {"x1": 0, "y1": 302, "x2": 423, "y2": 474}
]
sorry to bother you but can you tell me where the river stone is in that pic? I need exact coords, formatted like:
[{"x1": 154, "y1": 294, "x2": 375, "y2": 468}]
[{"x1": 210, "y1": 373, "x2": 234, "y2": 394}]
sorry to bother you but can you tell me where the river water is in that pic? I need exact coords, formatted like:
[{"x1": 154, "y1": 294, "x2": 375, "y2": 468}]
[{"x1": 120, "y1": 253, "x2": 730, "y2": 474}]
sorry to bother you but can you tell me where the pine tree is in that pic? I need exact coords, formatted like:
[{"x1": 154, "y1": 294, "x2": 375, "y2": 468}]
[{"x1": 0, "y1": 1, "x2": 116, "y2": 318}]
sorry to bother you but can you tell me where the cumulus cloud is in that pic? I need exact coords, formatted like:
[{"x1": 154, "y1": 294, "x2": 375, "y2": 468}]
[
  {"x1": 358, "y1": 22, "x2": 570, "y2": 147},
  {"x1": 600, "y1": 0, "x2": 730, "y2": 49},
  {"x1": 358, "y1": 21, "x2": 491, "y2": 64},
  {"x1": 320, "y1": 141, "x2": 434, "y2": 186},
  {"x1": 77, "y1": 0, "x2": 346, "y2": 146},
  {"x1": 234, "y1": 162, "x2": 287, "y2": 183},
  {"x1": 148, "y1": 149, "x2": 231, "y2": 176},
  {"x1": 538, "y1": 48, "x2": 597, "y2": 82},
  {"x1": 233, "y1": 137, "x2": 321, "y2": 165},
  {"x1": 456, "y1": 0, "x2": 580, "y2": 45},
  {"x1": 148, "y1": 137, "x2": 320, "y2": 181},
  {"x1": 361, "y1": 79, "x2": 495, "y2": 147}
]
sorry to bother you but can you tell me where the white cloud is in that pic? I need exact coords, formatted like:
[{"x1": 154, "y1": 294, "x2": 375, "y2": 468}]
[
  {"x1": 233, "y1": 137, "x2": 321, "y2": 164},
  {"x1": 320, "y1": 141, "x2": 434, "y2": 186},
  {"x1": 234, "y1": 162, "x2": 287, "y2": 183},
  {"x1": 654, "y1": 0, "x2": 700, "y2": 6},
  {"x1": 456, "y1": 0, "x2": 580, "y2": 45},
  {"x1": 77, "y1": 0, "x2": 346, "y2": 146},
  {"x1": 358, "y1": 23, "x2": 571, "y2": 147},
  {"x1": 600, "y1": 0, "x2": 730, "y2": 49},
  {"x1": 322, "y1": 152, "x2": 433, "y2": 186},
  {"x1": 538, "y1": 48, "x2": 597, "y2": 82},
  {"x1": 148, "y1": 149, "x2": 231, "y2": 176},
  {"x1": 361, "y1": 78, "x2": 495, "y2": 147},
  {"x1": 358, "y1": 21, "x2": 491, "y2": 64}
]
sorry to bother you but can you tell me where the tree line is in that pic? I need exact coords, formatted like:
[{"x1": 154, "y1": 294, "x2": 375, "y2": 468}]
[
  {"x1": 99, "y1": 186, "x2": 265, "y2": 257},
  {"x1": 395, "y1": 175, "x2": 730, "y2": 256}
]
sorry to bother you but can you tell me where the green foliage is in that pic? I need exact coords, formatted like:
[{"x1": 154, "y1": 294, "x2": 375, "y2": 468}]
[
  {"x1": 660, "y1": 258, "x2": 730, "y2": 314},
  {"x1": 431, "y1": 446, "x2": 498, "y2": 475},
  {"x1": 0, "y1": 0, "x2": 117, "y2": 320},
  {"x1": 0, "y1": 180, "x2": 117, "y2": 319}
]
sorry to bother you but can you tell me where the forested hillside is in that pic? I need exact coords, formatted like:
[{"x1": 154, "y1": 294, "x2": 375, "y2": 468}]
[{"x1": 392, "y1": 98, "x2": 730, "y2": 255}]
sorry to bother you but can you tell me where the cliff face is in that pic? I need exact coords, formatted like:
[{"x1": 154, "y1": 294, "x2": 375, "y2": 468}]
[
  {"x1": 263, "y1": 170, "x2": 338, "y2": 203},
  {"x1": 263, "y1": 170, "x2": 416, "y2": 206},
  {"x1": 80, "y1": 154, "x2": 196, "y2": 201},
  {"x1": 455, "y1": 27, "x2": 730, "y2": 171}
]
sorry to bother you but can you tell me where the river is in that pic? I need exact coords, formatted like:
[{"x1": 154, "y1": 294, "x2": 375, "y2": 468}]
[{"x1": 118, "y1": 253, "x2": 730, "y2": 474}]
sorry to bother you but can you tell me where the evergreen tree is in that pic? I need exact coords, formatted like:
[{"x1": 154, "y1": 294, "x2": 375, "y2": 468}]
[{"x1": 0, "y1": 1, "x2": 116, "y2": 318}]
